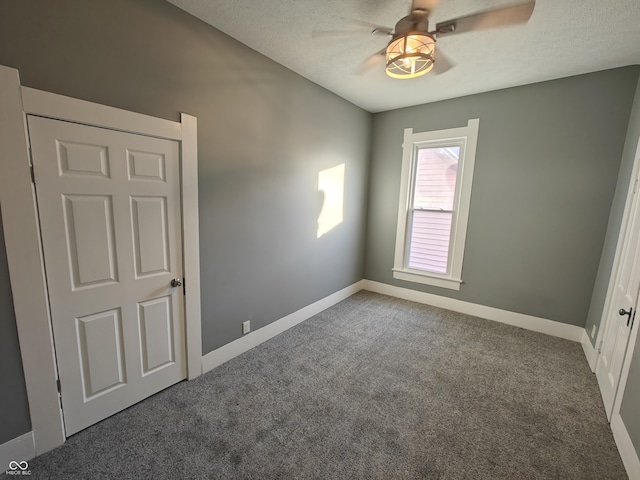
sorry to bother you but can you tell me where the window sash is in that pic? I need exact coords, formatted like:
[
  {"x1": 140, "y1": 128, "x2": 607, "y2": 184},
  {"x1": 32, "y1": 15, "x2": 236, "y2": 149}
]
[
  {"x1": 411, "y1": 145, "x2": 460, "y2": 211},
  {"x1": 407, "y1": 209, "x2": 454, "y2": 274},
  {"x1": 405, "y1": 141, "x2": 464, "y2": 276}
]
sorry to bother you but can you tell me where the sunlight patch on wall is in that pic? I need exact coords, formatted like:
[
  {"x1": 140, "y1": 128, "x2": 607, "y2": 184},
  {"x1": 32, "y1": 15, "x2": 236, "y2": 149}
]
[{"x1": 317, "y1": 164, "x2": 345, "y2": 238}]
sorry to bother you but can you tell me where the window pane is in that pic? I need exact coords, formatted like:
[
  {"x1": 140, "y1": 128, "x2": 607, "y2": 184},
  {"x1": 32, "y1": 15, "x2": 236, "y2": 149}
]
[
  {"x1": 408, "y1": 210, "x2": 453, "y2": 274},
  {"x1": 413, "y1": 146, "x2": 459, "y2": 210}
]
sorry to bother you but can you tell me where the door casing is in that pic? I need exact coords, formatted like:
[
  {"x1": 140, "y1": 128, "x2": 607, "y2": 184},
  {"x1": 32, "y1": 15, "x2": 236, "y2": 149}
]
[
  {"x1": 594, "y1": 148, "x2": 640, "y2": 417},
  {"x1": 593, "y1": 136, "x2": 640, "y2": 477},
  {"x1": 0, "y1": 64, "x2": 202, "y2": 455},
  {"x1": 594, "y1": 136, "x2": 640, "y2": 412}
]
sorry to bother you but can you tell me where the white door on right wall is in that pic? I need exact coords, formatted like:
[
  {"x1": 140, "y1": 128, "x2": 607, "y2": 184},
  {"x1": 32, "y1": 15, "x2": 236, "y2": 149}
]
[{"x1": 596, "y1": 173, "x2": 640, "y2": 419}]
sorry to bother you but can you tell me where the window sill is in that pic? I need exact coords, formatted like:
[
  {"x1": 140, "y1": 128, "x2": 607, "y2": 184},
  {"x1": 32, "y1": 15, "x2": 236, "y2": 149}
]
[{"x1": 392, "y1": 269, "x2": 462, "y2": 291}]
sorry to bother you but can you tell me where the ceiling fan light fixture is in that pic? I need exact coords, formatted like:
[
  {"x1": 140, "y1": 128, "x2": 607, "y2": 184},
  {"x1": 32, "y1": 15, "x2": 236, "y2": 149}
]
[{"x1": 385, "y1": 33, "x2": 435, "y2": 79}]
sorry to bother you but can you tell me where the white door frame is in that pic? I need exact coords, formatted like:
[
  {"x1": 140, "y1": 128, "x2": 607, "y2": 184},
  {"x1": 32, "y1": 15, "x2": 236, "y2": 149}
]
[
  {"x1": 610, "y1": 313, "x2": 640, "y2": 479},
  {"x1": 0, "y1": 65, "x2": 202, "y2": 455},
  {"x1": 592, "y1": 135, "x2": 640, "y2": 478},
  {"x1": 594, "y1": 138, "x2": 640, "y2": 371}
]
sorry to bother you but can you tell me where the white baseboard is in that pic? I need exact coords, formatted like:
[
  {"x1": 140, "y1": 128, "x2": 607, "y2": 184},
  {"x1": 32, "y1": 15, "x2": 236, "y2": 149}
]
[
  {"x1": 362, "y1": 280, "x2": 584, "y2": 342},
  {"x1": 0, "y1": 432, "x2": 35, "y2": 473},
  {"x1": 581, "y1": 330, "x2": 598, "y2": 372},
  {"x1": 202, "y1": 280, "x2": 366, "y2": 373},
  {"x1": 202, "y1": 278, "x2": 587, "y2": 374},
  {"x1": 611, "y1": 413, "x2": 640, "y2": 480}
]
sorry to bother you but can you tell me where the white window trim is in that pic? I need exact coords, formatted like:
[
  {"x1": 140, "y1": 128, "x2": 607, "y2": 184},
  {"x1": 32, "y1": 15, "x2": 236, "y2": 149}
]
[
  {"x1": 0, "y1": 64, "x2": 202, "y2": 455},
  {"x1": 393, "y1": 119, "x2": 480, "y2": 290}
]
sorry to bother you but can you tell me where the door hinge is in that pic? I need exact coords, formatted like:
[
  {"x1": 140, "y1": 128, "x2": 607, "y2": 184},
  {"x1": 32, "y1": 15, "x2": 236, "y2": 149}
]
[
  {"x1": 56, "y1": 378, "x2": 61, "y2": 393},
  {"x1": 183, "y1": 277, "x2": 186, "y2": 296},
  {"x1": 30, "y1": 164, "x2": 35, "y2": 184}
]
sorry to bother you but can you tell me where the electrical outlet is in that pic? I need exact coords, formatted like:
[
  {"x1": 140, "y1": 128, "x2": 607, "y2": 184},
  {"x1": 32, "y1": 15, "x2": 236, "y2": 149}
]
[
  {"x1": 591, "y1": 324, "x2": 597, "y2": 339},
  {"x1": 242, "y1": 321, "x2": 250, "y2": 335}
]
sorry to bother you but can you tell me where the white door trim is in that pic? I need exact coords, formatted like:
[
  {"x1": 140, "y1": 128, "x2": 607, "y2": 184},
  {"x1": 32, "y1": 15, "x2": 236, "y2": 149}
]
[
  {"x1": 610, "y1": 308, "x2": 640, "y2": 479},
  {"x1": 0, "y1": 65, "x2": 202, "y2": 456},
  {"x1": 0, "y1": 432, "x2": 35, "y2": 472},
  {"x1": 591, "y1": 134, "x2": 640, "y2": 479},
  {"x1": 594, "y1": 137, "x2": 640, "y2": 363},
  {"x1": 611, "y1": 414, "x2": 640, "y2": 480}
]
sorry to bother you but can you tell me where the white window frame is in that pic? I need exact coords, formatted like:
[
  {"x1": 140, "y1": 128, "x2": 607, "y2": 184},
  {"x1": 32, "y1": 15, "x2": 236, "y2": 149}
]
[{"x1": 393, "y1": 119, "x2": 479, "y2": 290}]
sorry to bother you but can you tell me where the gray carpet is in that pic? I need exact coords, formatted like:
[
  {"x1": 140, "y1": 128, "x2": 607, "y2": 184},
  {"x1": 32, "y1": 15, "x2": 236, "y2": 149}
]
[{"x1": 14, "y1": 291, "x2": 628, "y2": 479}]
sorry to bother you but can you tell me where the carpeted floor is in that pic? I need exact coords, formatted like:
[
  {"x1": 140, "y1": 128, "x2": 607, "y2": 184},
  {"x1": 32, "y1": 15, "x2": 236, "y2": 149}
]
[{"x1": 14, "y1": 291, "x2": 628, "y2": 479}]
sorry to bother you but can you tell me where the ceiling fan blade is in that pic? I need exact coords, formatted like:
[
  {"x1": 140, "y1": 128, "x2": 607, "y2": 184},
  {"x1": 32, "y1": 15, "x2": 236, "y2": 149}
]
[
  {"x1": 348, "y1": 19, "x2": 394, "y2": 35},
  {"x1": 312, "y1": 30, "x2": 373, "y2": 39},
  {"x1": 356, "y1": 49, "x2": 386, "y2": 75},
  {"x1": 312, "y1": 21, "x2": 393, "y2": 39},
  {"x1": 433, "y1": 50, "x2": 454, "y2": 74},
  {"x1": 435, "y1": 1, "x2": 535, "y2": 36},
  {"x1": 411, "y1": 0, "x2": 440, "y2": 12}
]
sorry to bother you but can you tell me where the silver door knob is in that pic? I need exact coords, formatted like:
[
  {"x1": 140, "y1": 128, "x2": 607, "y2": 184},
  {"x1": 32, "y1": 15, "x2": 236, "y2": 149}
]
[{"x1": 171, "y1": 278, "x2": 182, "y2": 287}]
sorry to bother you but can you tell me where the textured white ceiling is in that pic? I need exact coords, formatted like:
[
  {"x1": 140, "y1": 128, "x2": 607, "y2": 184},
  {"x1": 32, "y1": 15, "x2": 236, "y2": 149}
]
[{"x1": 167, "y1": 0, "x2": 640, "y2": 112}]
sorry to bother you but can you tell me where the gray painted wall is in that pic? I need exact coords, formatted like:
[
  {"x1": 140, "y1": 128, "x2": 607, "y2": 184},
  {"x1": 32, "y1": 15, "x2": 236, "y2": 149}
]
[
  {"x1": 616, "y1": 76, "x2": 640, "y2": 461},
  {"x1": 0, "y1": 0, "x2": 371, "y2": 355},
  {"x1": 0, "y1": 0, "x2": 370, "y2": 440},
  {"x1": 0, "y1": 205, "x2": 31, "y2": 443},
  {"x1": 365, "y1": 68, "x2": 638, "y2": 327},
  {"x1": 585, "y1": 73, "x2": 640, "y2": 344}
]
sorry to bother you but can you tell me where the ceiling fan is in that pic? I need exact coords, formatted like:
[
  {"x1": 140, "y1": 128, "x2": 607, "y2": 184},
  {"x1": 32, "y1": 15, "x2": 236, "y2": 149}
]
[{"x1": 328, "y1": 0, "x2": 536, "y2": 79}]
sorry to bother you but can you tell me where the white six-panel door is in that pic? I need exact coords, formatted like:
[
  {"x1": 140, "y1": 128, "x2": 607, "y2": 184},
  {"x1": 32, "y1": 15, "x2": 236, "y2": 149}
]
[{"x1": 28, "y1": 116, "x2": 186, "y2": 436}]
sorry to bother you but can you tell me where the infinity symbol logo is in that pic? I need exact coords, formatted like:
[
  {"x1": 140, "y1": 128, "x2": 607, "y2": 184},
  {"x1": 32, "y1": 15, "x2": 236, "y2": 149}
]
[{"x1": 8, "y1": 461, "x2": 28, "y2": 471}]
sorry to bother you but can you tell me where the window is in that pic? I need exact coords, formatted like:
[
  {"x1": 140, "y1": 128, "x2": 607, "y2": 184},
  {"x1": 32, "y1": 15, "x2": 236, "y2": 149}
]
[{"x1": 393, "y1": 119, "x2": 479, "y2": 290}]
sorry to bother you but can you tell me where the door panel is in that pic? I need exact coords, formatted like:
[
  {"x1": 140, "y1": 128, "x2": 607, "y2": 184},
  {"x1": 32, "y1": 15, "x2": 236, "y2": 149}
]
[
  {"x1": 138, "y1": 296, "x2": 175, "y2": 375},
  {"x1": 58, "y1": 141, "x2": 110, "y2": 178},
  {"x1": 28, "y1": 115, "x2": 186, "y2": 436},
  {"x1": 131, "y1": 196, "x2": 170, "y2": 277},
  {"x1": 77, "y1": 308, "x2": 126, "y2": 399},
  {"x1": 64, "y1": 194, "x2": 119, "y2": 288},
  {"x1": 127, "y1": 150, "x2": 166, "y2": 181}
]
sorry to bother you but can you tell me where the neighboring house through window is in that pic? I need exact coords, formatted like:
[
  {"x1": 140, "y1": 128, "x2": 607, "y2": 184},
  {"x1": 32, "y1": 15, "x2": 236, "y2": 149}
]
[{"x1": 393, "y1": 119, "x2": 480, "y2": 290}]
